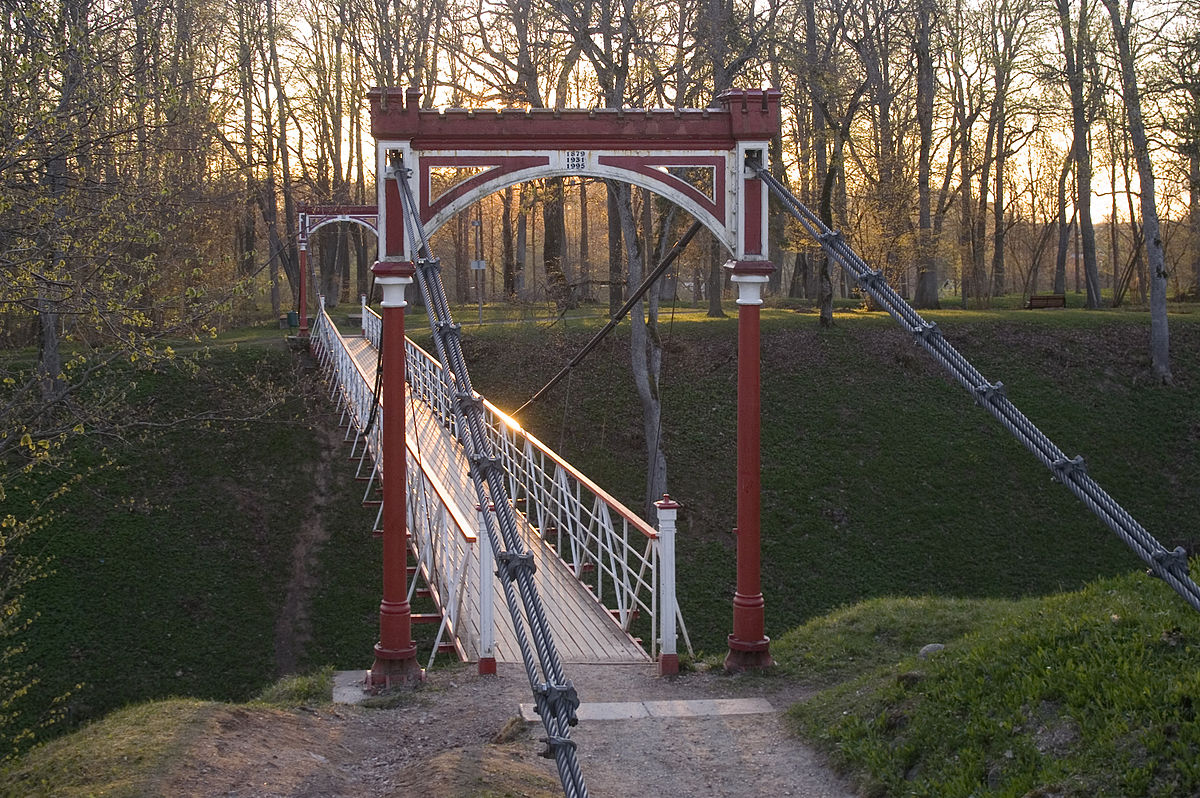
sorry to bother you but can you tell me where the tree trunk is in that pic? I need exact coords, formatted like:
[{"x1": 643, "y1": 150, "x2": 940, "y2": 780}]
[
  {"x1": 789, "y1": 251, "x2": 809, "y2": 298},
  {"x1": 516, "y1": 185, "x2": 528, "y2": 297},
  {"x1": 913, "y1": 0, "x2": 940, "y2": 309},
  {"x1": 542, "y1": 177, "x2": 574, "y2": 309},
  {"x1": 1054, "y1": 154, "x2": 1073, "y2": 295},
  {"x1": 607, "y1": 182, "x2": 623, "y2": 314},
  {"x1": 1102, "y1": 0, "x2": 1171, "y2": 383},
  {"x1": 578, "y1": 179, "x2": 591, "y2": 301},
  {"x1": 806, "y1": 0, "x2": 830, "y2": 307},
  {"x1": 1191, "y1": 150, "x2": 1200, "y2": 298},
  {"x1": 1057, "y1": 0, "x2": 1102, "y2": 308},
  {"x1": 990, "y1": 109, "x2": 1007, "y2": 297},
  {"x1": 614, "y1": 182, "x2": 667, "y2": 521},
  {"x1": 706, "y1": 237, "x2": 726, "y2": 317},
  {"x1": 502, "y1": 185, "x2": 515, "y2": 297}
]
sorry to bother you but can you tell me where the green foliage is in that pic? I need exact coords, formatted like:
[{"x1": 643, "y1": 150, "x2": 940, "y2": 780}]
[
  {"x1": 255, "y1": 667, "x2": 334, "y2": 707},
  {"x1": 787, "y1": 570, "x2": 1200, "y2": 797}
]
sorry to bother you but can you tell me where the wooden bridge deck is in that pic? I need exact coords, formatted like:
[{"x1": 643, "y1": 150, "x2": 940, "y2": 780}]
[{"x1": 345, "y1": 336, "x2": 650, "y2": 665}]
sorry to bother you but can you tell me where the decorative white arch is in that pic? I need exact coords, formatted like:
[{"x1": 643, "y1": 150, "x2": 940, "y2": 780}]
[
  {"x1": 298, "y1": 205, "x2": 379, "y2": 250},
  {"x1": 296, "y1": 205, "x2": 380, "y2": 335},
  {"x1": 418, "y1": 158, "x2": 730, "y2": 245}
]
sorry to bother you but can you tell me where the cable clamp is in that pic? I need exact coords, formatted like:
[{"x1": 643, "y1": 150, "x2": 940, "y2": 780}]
[
  {"x1": 435, "y1": 321, "x2": 462, "y2": 340},
  {"x1": 1051, "y1": 455, "x2": 1087, "y2": 482},
  {"x1": 454, "y1": 391, "x2": 483, "y2": 412},
  {"x1": 536, "y1": 680, "x2": 580, "y2": 724},
  {"x1": 818, "y1": 230, "x2": 845, "y2": 247},
  {"x1": 496, "y1": 550, "x2": 536, "y2": 581},
  {"x1": 538, "y1": 735, "x2": 577, "y2": 759},
  {"x1": 857, "y1": 269, "x2": 885, "y2": 291},
  {"x1": 468, "y1": 452, "x2": 500, "y2": 477},
  {"x1": 912, "y1": 321, "x2": 940, "y2": 343},
  {"x1": 1150, "y1": 546, "x2": 1189, "y2": 580},
  {"x1": 972, "y1": 381, "x2": 1006, "y2": 405},
  {"x1": 415, "y1": 257, "x2": 441, "y2": 274}
]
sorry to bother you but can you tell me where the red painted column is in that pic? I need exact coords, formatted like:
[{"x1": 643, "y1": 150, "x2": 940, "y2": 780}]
[
  {"x1": 368, "y1": 258, "x2": 423, "y2": 687},
  {"x1": 298, "y1": 245, "x2": 310, "y2": 336},
  {"x1": 725, "y1": 260, "x2": 774, "y2": 673}
]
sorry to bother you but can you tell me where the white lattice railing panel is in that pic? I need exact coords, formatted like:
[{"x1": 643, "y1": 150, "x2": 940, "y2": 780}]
[{"x1": 311, "y1": 306, "x2": 479, "y2": 666}]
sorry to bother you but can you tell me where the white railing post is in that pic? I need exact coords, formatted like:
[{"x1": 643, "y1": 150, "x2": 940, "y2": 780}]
[
  {"x1": 361, "y1": 294, "x2": 367, "y2": 336},
  {"x1": 655, "y1": 494, "x2": 680, "y2": 676},
  {"x1": 477, "y1": 503, "x2": 496, "y2": 675}
]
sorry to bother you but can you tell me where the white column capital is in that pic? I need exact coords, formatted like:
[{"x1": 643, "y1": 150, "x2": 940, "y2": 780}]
[
  {"x1": 372, "y1": 259, "x2": 415, "y2": 308},
  {"x1": 725, "y1": 260, "x2": 774, "y2": 306},
  {"x1": 376, "y1": 276, "x2": 412, "y2": 308}
]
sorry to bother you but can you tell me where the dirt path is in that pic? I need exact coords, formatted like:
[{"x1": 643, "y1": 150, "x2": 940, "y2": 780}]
[
  {"x1": 161, "y1": 661, "x2": 858, "y2": 797},
  {"x1": 272, "y1": 414, "x2": 344, "y2": 676}
]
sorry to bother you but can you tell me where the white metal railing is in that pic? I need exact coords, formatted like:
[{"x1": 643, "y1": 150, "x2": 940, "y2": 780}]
[
  {"x1": 362, "y1": 293, "x2": 381, "y2": 346},
  {"x1": 311, "y1": 304, "x2": 480, "y2": 667},
  {"x1": 358, "y1": 304, "x2": 691, "y2": 661}
]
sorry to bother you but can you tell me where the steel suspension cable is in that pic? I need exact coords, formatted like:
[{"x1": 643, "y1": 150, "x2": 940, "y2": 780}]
[
  {"x1": 515, "y1": 219, "x2": 704, "y2": 416},
  {"x1": 751, "y1": 160, "x2": 1200, "y2": 613},
  {"x1": 388, "y1": 154, "x2": 588, "y2": 798}
]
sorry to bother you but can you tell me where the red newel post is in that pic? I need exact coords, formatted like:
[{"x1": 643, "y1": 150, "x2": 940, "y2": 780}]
[
  {"x1": 298, "y1": 244, "x2": 310, "y2": 336},
  {"x1": 725, "y1": 260, "x2": 774, "y2": 672},
  {"x1": 368, "y1": 257, "x2": 423, "y2": 687}
]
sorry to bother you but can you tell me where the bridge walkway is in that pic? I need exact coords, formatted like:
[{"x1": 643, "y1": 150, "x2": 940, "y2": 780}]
[{"x1": 327, "y1": 325, "x2": 657, "y2": 665}]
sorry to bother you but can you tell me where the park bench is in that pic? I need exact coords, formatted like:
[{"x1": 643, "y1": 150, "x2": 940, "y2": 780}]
[{"x1": 1025, "y1": 293, "x2": 1066, "y2": 309}]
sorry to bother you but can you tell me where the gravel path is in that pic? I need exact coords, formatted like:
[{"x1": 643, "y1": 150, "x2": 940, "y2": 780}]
[{"x1": 162, "y1": 661, "x2": 858, "y2": 797}]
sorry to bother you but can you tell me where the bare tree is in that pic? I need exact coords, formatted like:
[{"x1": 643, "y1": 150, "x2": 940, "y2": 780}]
[
  {"x1": 913, "y1": 0, "x2": 940, "y2": 307},
  {"x1": 1160, "y1": 17, "x2": 1200, "y2": 299},
  {"x1": 1055, "y1": 0, "x2": 1104, "y2": 307},
  {"x1": 1100, "y1": 0, "x2": 1172, "y2": 382}
]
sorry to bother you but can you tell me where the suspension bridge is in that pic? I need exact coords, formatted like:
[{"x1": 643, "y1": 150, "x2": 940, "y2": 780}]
[{"x1": 296, "y1": 87, "x2": 1200, "y2": 798}]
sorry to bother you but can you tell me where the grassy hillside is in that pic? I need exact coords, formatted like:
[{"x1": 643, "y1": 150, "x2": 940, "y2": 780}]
[
  {"x1": 780, "y1": 570, "x2": 1200, "y2": 797},
  {"x1": 4, "y1": 303, "x2": 1197, "y2": 763},
  {"x1": 2, "y1": 333, "x2": 387, "y2": 754},
  {"x1": 453, "y1": 305, "x2": 1200, "y2": 656}
]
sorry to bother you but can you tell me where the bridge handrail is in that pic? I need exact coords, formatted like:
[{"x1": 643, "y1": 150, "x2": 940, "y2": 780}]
[
  {"x1": 310, "y1": 305, "x2": 478, "y2": 663},
  {"x1": 362, "y1": 302, "x2": 689, "y2": 659},
  {"x1": 317, "y1": 306, "x2": 477, "y2": 540},
  {"x1": 363, "y1": 305, "x2": 654, "y2": 538}
]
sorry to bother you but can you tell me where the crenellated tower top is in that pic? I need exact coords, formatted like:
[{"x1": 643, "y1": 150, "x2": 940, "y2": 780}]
[{"x1": 368, "y1": 87, "x2": 781, "y2": 150}]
